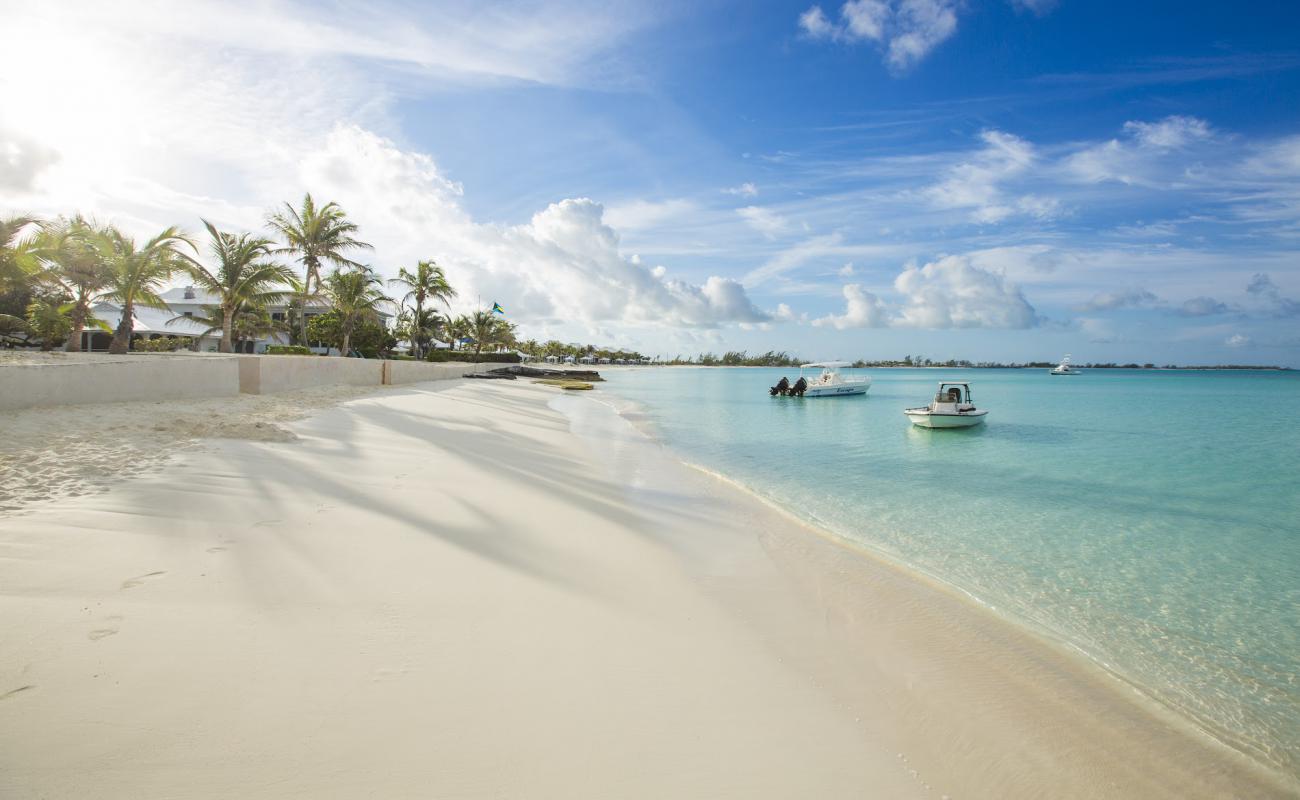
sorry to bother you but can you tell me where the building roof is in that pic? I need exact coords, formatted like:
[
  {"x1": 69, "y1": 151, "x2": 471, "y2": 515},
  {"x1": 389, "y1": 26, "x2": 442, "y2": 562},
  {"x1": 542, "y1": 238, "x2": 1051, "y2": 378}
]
[{"x1": 91, "y1": 302, "x2": 214, "y2": 337}]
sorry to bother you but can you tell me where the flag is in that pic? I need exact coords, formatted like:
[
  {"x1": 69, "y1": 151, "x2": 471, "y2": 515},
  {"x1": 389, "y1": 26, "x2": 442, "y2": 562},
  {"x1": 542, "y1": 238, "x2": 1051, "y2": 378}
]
[{"x1": 491, "y1": 301, "x2": 505, "y2": 315}]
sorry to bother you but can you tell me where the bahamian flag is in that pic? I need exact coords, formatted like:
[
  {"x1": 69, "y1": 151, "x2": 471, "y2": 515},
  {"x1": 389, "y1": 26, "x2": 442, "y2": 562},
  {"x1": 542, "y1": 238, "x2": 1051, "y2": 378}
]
[{"x1": 491, "y1": 301, "x2": 505, "y2": 315}]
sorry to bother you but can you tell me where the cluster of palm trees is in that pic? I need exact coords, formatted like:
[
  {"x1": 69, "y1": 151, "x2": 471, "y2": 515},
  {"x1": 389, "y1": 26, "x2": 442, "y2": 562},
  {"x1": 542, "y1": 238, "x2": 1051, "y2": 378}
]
[
  {"x1": 514, "y1": 340, "x2": 647, "y2": 363},
  {"x1": 0, "y1": 195, "x2": 515, "y2": 358}
]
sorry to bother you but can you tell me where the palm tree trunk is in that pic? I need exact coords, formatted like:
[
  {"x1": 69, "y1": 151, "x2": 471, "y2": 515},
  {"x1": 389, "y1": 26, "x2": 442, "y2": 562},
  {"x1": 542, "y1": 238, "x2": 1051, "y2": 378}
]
[
  {"x1": 414, "y1": 297, "x2": 424, "y2": 359},
  {"x1": 298, "y1": 280, "x2": 310, "y2": 346},
  {"x1": 221, "y1": 306, "x2": 234, "y2": 354},
  {"x1": 108, "y1": 301, "x2": 133, "y2": 354},
  {"x1": 341, "y1": 326, "x2": 351, "y2": 358},
  {"x1": 64, "y1": 304, "x2": 86, "y2": 352}
]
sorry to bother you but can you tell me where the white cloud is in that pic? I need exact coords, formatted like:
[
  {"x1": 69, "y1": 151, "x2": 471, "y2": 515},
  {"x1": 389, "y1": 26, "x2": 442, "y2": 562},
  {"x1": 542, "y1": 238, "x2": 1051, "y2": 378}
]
[
  {"x1": 737, "y1": 206, "x2": 792, "y2": 239},
  {"x1": 813, "y1": 284, "x2": 889, "y2": 328},
  {"x1": 837, "y1": 263, "x2": 856, "y2": 276},
  {"x1": 814, "y1": 255, "x2": 1038, "y2": 329},
  {"x1": 1064, "y1": 116, "x2": 1215, "y2": 186},
  {"x1": 799, "y1": 6, "x2": 836, "y2": 38},
  {"x1": 300, "y1": 128, "x2": 770, "y2": 329},
  {"x1": 925, "y1": 130, "x2": 1057, "y2": 223},
  {"x1": 842, "y1": 0, "x2": 891, "y2": 41},
  {"x1": 1226, "y1": 333, "x2": 1251, "y2": 348},
  {"x1": 798, "y1": 0, "x2": 959, "y2": 72},
  {"x1": 722, "y1": 182, "x2": 759, "y2": 197},
  {"x1": 1122, "y1": 116, "x2": 1213, "y2": 150}
]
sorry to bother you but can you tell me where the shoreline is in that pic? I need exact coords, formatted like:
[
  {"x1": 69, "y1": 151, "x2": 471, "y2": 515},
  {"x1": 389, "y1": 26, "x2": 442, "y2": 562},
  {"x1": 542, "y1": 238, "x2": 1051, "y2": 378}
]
[
  {"x1": 1, "y1": 380, "x2": 1294, "y2": 797},
  {"x1": 554, "y1": 387, "x2": 1297, "y2": 796}
]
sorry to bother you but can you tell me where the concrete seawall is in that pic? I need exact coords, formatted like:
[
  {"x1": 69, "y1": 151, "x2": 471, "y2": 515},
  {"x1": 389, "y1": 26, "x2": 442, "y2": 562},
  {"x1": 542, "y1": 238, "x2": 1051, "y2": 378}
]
[
  {"x1": 0, "y1": 354, "x2": 502, "y2": 411},
  {"x1": 0, "y1": 354, "x2": 241, "y2": 412}
]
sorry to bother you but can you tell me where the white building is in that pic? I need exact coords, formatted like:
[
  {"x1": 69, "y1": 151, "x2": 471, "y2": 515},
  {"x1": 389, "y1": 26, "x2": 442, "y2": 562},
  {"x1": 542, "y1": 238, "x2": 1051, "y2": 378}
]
[{"x1": 79, "y1": 286, "x2": 390, "y2": 353}]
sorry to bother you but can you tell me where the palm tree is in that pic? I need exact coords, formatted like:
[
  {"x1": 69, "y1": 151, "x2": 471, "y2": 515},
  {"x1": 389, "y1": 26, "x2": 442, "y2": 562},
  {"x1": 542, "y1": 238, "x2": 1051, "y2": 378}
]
[
  {"x1": 31, "y1": 215, "x2": 112, "y2": 351},
  {"x1": 324, "y1": 268, "x2": 391, "y2": 357},
  {"x1": 182, "y1": 220, "x2": 294, "y2": 353},
  {"x1": 93, "y1": 226, "x2": 196, "y2": 354},
  {"x1": 445, "y1": 314, "x2": 471, "y2": 352},
  {"x1": 397, "y1": 304, "x2": 444, "y2": 357},
  {"x1": 25, "y1": 292, "x2": 73, "y2": 350},
  {"x1": 266, "y1": 194, "x2": 372, "y2": 345},
  {"x1": 388, "y1": 260, "x2": 456, "y2": 359},
  {"x1": 0, "y1": 215, "x2": 41, "y2": 294},
  {"x1": 468, "y1": 309, "x2": 502, "y2": 359}
]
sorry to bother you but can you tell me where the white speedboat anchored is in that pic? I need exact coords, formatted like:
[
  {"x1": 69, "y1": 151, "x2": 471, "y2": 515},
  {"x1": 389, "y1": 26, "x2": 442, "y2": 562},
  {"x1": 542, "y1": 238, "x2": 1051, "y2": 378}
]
[
  {"x1": 905, "y1": 382, "x2": 988, "y2": 428},
  {"x1": 800, "y1": 362, "x2": 871, "y2": 397},
  {"x1": 770, "y1": 362, "x2": 870, "y2": 397},
  {"x1": 1050, "y1": 354, "x2": 1081, "y2": 375}
]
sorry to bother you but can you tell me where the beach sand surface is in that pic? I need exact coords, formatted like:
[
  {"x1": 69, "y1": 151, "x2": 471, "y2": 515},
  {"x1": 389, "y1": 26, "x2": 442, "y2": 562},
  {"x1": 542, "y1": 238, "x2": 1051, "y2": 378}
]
[{"x1": 0, "y1": 381, "x2": 1291, "y2": 798}]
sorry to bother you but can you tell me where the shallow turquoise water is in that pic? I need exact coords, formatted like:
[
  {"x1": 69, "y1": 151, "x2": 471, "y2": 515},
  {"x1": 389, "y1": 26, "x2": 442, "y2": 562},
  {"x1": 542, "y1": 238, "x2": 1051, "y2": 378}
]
[{"x1": 601, "y1": 367, "x2": 1300, "y2": 776}]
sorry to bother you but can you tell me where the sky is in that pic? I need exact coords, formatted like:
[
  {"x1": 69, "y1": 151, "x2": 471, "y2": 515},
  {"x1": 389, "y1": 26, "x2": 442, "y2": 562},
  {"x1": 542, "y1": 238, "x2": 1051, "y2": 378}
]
[{"x1": 1, "y1": 0, "x2": 1298, "y2": 365}]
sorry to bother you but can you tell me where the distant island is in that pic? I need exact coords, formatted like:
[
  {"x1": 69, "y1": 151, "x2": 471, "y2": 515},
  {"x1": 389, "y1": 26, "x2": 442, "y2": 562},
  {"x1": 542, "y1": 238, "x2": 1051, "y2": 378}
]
[{"x1": 655, "y1": 351, "x2": 1291, "y2": 371}]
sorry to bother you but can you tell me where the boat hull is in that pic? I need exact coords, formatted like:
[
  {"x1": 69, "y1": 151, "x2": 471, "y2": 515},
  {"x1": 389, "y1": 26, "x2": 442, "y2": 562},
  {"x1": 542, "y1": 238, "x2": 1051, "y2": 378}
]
[
  {"x1": 904, "y1": 409, "x2": 988, "y2": 428},
  {"x1": 803, "y1": 383, "x2": 869, "y2": 397}
]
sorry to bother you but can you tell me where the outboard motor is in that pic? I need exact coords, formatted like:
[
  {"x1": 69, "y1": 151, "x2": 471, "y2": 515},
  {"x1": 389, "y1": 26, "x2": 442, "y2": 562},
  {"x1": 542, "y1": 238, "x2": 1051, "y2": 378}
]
[
  {"x1": 770, "y1": 376, "x2": 790, "y2": 396},
  {"x1": 791, "y1": 377, "x2": 808, "y2": 397}
]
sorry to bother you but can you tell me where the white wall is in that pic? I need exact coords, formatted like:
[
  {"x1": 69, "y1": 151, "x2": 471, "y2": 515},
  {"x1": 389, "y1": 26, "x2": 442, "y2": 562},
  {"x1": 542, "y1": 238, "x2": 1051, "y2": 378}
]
[
  {"x1": 0, "y1": 354, "x2": 507, "y2": 410},
  {"x1": 0, "y1": 354, "x2": 240, "y2": 411}
]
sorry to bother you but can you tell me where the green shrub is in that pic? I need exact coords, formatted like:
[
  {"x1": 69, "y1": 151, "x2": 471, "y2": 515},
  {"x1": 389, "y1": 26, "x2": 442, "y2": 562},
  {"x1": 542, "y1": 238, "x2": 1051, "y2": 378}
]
[
  {"x1": 266, "y1": 345, "x2": 312, "y2": 355},
  {"x1": 426, "y1": 350, "x2": 520, "y2": 363},
  {"x1": 135, "y1": 336, "x2": 189, "y2": 352}
]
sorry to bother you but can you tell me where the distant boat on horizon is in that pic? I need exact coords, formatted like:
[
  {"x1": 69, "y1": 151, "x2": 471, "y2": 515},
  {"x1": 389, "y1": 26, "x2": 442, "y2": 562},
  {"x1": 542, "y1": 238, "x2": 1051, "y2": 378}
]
[{"x1": 1050, "y1": 354, "x2": 1082, "y2": 375}]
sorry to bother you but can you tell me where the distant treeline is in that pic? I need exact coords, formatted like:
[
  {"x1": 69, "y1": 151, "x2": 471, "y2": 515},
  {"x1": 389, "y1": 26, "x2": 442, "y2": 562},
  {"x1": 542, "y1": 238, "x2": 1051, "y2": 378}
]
[{"x1": 659, "y1": 352, "x2": 1290, "y2": 370}]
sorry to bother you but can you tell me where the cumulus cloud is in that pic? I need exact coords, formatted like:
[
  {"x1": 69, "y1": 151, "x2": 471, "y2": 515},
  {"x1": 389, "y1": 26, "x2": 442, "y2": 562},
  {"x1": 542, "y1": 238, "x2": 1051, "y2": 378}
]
[
  {"x1": 814, "y1": 255, "x2": 1038, "y2": 329},
  {"x1": 813, "y1": 284, "x2": 889, "y2": 329},
  {"x1": 297, "y1": 126, "x2": 769, "y2": 329},
  {"x1": 1225, "y1": 333, "x2": 1251, "y2": 348},
  {"x1": 925, "y1": 130, "x2": 1058, "y2": 223},
  {"x1": 837, "y1": 263, "x2": 855, "y2": 276},
  {"x1": 1076, "y1": 288, "x2": 1159, "y2": 312},
  {"x1": 1064, "y1": 115, "x2": 1215, "y2": 186},
  {"x1": 798, "y1": 0, "x2": 959, "y2": 72}
]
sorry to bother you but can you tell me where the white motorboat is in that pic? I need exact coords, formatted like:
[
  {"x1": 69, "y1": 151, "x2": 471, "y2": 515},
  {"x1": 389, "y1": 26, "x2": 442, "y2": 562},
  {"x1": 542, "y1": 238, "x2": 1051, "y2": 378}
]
[
  {"x1": 1050, "y1": 354, "x2": 1081, "y2": 375},
  {"x1": 905, "y1": 382, "x2": 988, "y2": 428},
  {"x1": 799, "y1": 361, "x2": 871, "y2": 397}
]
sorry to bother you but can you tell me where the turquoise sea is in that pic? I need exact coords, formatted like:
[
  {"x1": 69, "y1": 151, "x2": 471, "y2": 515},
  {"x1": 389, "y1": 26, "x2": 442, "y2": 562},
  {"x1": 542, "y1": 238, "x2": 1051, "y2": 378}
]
[{"x1": 599, "y1": 367, "x2": 1300, "y2": 778}]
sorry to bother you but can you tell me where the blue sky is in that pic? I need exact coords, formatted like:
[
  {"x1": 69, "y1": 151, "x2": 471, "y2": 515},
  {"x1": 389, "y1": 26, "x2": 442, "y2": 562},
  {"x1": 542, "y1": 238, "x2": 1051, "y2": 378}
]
[{"x1": 2, "y1": 0, "x2": 1298, "y2": 364}]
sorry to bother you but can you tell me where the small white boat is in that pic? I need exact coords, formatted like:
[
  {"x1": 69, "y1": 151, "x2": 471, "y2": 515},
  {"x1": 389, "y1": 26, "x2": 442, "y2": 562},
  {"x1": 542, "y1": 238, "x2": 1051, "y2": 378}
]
[
  {"x1": 905, "y1": 382, "x2": 988, "y2": 428},
  {"x1": 799, "y1": 361, "x2": 871, "y2": 397},
  {"x1": 1050, "y1": 354, "x2": 1081, "y2": 375}
]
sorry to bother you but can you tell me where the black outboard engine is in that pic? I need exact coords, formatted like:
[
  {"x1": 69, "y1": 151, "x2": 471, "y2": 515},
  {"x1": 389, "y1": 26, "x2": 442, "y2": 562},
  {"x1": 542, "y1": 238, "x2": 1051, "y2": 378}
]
[
  {"x1": 770, "y1": 376, "x2": 790, "y2": 396},
  {"x1": 791, "y1": 377, "x2": 808, "y2": 397}
]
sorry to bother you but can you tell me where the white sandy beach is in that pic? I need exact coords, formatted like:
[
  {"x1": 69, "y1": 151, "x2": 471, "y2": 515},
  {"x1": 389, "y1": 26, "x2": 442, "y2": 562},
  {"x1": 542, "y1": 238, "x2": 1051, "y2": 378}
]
[{"x1": 0, "y1": 379, "x2": 1292, "y2": 798}]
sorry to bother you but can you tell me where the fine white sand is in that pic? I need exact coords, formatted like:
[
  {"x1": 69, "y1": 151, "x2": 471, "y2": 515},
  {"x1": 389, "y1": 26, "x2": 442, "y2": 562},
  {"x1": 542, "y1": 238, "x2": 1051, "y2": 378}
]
[{"x1": 0, "y1": 380, "x2": 1292, "y2": 798}]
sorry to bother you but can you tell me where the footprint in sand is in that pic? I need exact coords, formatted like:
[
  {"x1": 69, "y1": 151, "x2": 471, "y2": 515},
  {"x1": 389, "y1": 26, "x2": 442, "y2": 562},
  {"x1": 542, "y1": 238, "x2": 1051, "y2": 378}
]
[
  {"x1": 121, "y1": 570, "x2": 166, "y2": 590},
  {"x1": 88, "y1": 628, "x2": 118, "y2": 641},
  {"x1": 206, "y1": 546, "x2": 227, "y2": 553},
  {"x1": 0, "y1": 685, "x2": 35, "y2": 701}
]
